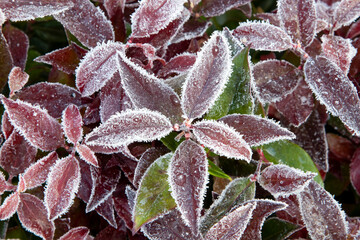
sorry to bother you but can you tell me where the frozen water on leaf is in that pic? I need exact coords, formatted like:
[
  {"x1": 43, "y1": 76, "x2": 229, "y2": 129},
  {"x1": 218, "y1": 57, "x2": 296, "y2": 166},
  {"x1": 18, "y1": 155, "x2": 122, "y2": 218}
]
[
  {"x1": 200, "y1": 0, "x2": 252, "y2": 18},
  {"x1": 76, "y1": 144, "x2": 99, "y2": 167},
  {"x1": 62, "y1": 104, "x2": 83, "y2": 144},
  {"x1": 59, "y1": 226, "x2": 89, "y2": 240},
  {"x1": 157, "y1": 53, "x2": 196, "y2": 79},
  {"x1": 333, "y1": 0, "x2": 360, "y2": 30},
  {"x1": 8, "y1": 67, "x2": 29, "y2": 97},
  {"x1": 0, "y1": 9, "x2": 5, "y2": 25},
  {"x1": 254, "y1": 13, "x2": 281, "y2": 27},
  {"x1": 1, "y1": 111, "x2": 13, "y2": 139},
  {"x1": 181, "y1": 31, "x2": 232, "y2": 119},
  {"x1": 0, "y1": 171, "x2": 14, "y2": 195},
  {"x1": 171, "y1": 19, "x2": 212, "y2": 44},
  {"x1": 192, "y1": 120, "x2": 252, "y2": 162},
  {"x1": 0, "y1": 191, "x2": 19, "y2": 220},
  {"x1": 95, "y1": 197, "x2": 117, "y2": 228}
]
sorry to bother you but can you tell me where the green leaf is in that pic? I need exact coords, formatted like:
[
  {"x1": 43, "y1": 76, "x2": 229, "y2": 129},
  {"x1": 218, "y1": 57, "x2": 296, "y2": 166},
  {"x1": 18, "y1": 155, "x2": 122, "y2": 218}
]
[
  {"x1": 200, "y1": 176, "x2": 255, "y2": 234},
  {"x1": 262, "y1": 140, "x2": 323, "y2": 186},
  {"x1": 262, "y1": 217, "x2": 299, "y2": 240},
  {"x1": 160, "y1": 131, "x2": 184, "y2": 152},
  {"x1": 205, "y1": 47, "x2": 253, "y2": 120},
  {"x1": 133, "y1": 153, "x2": 176, "y2": 232},
  {"x1": 208, "y1": 160, "x2": 232, "y2": 181}
]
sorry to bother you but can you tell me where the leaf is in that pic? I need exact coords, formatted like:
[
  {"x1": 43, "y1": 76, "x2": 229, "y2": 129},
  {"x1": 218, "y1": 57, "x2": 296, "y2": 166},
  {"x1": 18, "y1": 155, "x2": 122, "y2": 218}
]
[
  {"x1": 200, "y1": 176, "x2": 256, "y2": 234},
  {"x1": 171, "y1": 18, "x2": 212, "y2": 44},
  {"x1": 181, "y1": 31, "x2": 232, "y2": 119},
  {"x1": 333, "y1": 0, "x2": 360, "y2": 30},
  {"x1": 350, "y1": 148, "x2": 360, "y2": 195},
  {"x1": 208, "y1": 160, "x2": 232, "y2": 181},
  {"x1": 261, "y1": 217, "x2": 299, "y2": 240},
  {"x1": 219, "y1": 114, "x2": 295, "y2": 147},
  {"x1": 1, "y1": 111, "x2": 13, "y2": 139},
  {"x1": 304, "y1": 56, "x2": 360, "y2": 135},
  {"x1": 168, "y1": 140, "x2": 208, "y2": 235},
  {"x1": 232, "y1": 21, "x2": 293, "y2": 52},
  {"x1": 0, "y1": 192, "x2": 19, "y2": 220},
  {"x1": 130, "y1": 0, "x2": 186, "y2": 38},
  {"x1": 62, "y1": 104, "x2": 83, "y2": 144},
  {"x1": 117, "y1": 51, "x2": 183, "y2": 124},
  {"x1": 54, "y1": 0, "x2": 114, "y2": 48},
  {"x1": 346, "y1": 19, "x2": 360, "y2": 38},
  {"x1": 157, "y1": 53, "x2": 196, "y2": 78},
  {"x1": 76, "y1": 144, "x2": 99, "y2": 167},
  {"x1": 262, "y1": 140, "x2": 323, "y2": 185},
  {"x1": 278, "y1": 0, "x2": 317, "y2": 47},
  {"x1": 255, "y1": 13, "x2": 281, "y2": 27},
  {"x1": 85, "y1": 109, "x2": 173, "y2": 148},
  {"x1": 18, "y1": 193, "x2": 55, "y2": 240},
  {"x1": 8, "y1": 67, "x2": 29, "y2": 97},
  {"x1": 75, "y1": 41, "x2": 124, "y2": 96},
  {"x1": 204, "y1": 202, "x2": 256, "y2": 240},
  {"x1": 113, "y1": 183, "x2": 136, "y2": 230},
  {"x1": 199, "y1": 0, "x2": 252, "y2": 17},
  {"x1": 0, "y1": 0, "x2": 73, "y2": 21},
  {"x1": 1, "y1": 96, "x2": 64, "y2": 151},
  {"x1": 59, "y1": 226, "x2": 89, "y2": 240},
  {"x1": 133, "y1": 153, "x2": 176, "y2": 232},
  {"x1": 0, "y1": 32, "x2": 13, "y2": 92},
  {"x1": 192, "y1": 120, "x2": 252, "y2": 162},
  {"x1": 95, "y1": 196, "x2": 117, "y2": 228},
  {"x1": 297, "y1": 180, "x2": 348, "y2": 239},
  {"x1": 252, "y1": 60, "x2": 302, "y2": 103},
  {"x1": 44, "y1": 155, "x2": 81, "y2": 220},
  {"x1": 0, "y1": 172, "x2": 15, "y2": 195}
]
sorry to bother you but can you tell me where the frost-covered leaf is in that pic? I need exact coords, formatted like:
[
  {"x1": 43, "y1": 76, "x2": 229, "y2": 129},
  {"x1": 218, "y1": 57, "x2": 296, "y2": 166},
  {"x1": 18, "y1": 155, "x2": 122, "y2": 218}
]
[
  {"x1": 157, "y1": 53, "x2": 196, "y2": 78},
  {"x1": 233, "y1": 21, "x2": 293, "y2": 52},
  {"x1": 346, "y1": 19, "x2": 360, "y2": 38},
  {"x1": 200, "y1": 176, "x2": 256, "y2": 234},
  {"x1": 44, "y1": 155, "x2": 80, "y2": 220},
  {"x1": 95, "y1": 196, "x2": 117, "y2": 228},
  {"x1": 253, "y1": 60, "x2": 302, "y2": 103},
  {"x1": 22, "y1": 151, "x2": 58, "y2": 190},
  {"x1": 18, "y1": 193, "x2": 55, "y2": 240},
  {"x1": 276, "y1": 195, "x2": 303, "y2": 225},
  {"x1": 130, "y1": 0, "x2": 186, "y2": 38},
  {"x1": 278, "y1": 0, "x2": 317, "y2": 47},
  {"x1": 1, "y1": 111, "x2": 13, "y2": 139},
  {"x1": 0, "y1": 172, "x2": 15, "y2": 194},
  {"x1": 304, "y1": 56, "x2": 360, "y2": 135},
  {"x1": 16, "y1": 82, "x2": 82, "y2": 119},
  {"x1": 0, "y1": 32, "x2": 13, "y2": 92},
  {"x1": 75, "y1": 41, "x2": 123, "y2": 96},
  {"x1": 54, "y1": 0, "x2": 114, "y2": 48},
  {"x1": 169, "y1": 140, "x2": 208, "y2": 235},
  {"x1": 258, "y1": 164, "x2": 316, "y2": 198},
  {"x1": 0, "y1": 0, "x2": 73, "y2": 21},
  {"x1": 0, "y1": 192, "x2": 19, "y2": 220},
  {"x1": 333, "y1": 0, "x2": 360, "y2": 30},
  {"x1": 113, "y1": 182, "x2": 136, "y2": 230},
  {"x1": 219, "y1": 114, "x2": 295, "y2": 147},
  {"x1": 59, "y1": 226, "x2": 89, "y2": 240},
  {"x1": 192, "y1": 120, "x2": 252, "y2": 162},
  {"x1": 298, "y1": 180, "x2": 348, "y2": 239},
  {"x1": 133, "y1": 153, "x2": 176, "y2": 232},
  {"x1": 255, "y1": 13, "x2": 280, "y2": 27},
  {"x1": 204, "y1": 202, "x2": 256, "y2": 240},
  {"x1": 199, "y1": 0, "x2": 252, "y2": 17},
  {"x1": 321, "y1": 34, "x2": 357, "y2": 74},
  {"x1": 85, "y1": 109, "x2": 173, "y2": 148},
  {"x1": 112, "y1": 150, "x2": 138, "y2": 183},
  {"x1": 62, "y1": 104, "x2": 83, "y2": 144},
  {"x1": 171, "y1": 18, "x2": 211, "y2": 44},
  {"x1": 350, "y1": 148, "x2": 360, "y2": 195},
  {"x1": 8, "y1": 67, "x2": 28, "y2": 97},
  {"x1": 181, "y1": 31, "x2": 232, "y2": 119},
  {"x1": 76, "y1": 144, "x2": 99, "y2": 167},
  {"x1": 1, "y1": 96, "x2": 64, "y2": 151},
  {"x1": 117, "y1": 51, "x2": 183, "y2": 124}
]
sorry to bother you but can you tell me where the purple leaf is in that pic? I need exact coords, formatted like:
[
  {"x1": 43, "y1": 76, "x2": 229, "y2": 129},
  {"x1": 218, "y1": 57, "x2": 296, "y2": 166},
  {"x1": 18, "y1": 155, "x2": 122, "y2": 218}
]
[
  {"x1": 346, "y1": 19, "x2": 360, "y2": 38},
  {"x1": 350, "y1": 148, "x2": 360, "y2": 195},
  {"x1": 54, "y1": 0, "x2": 114, "y2": 48},
  {"x1": 62, "y1": 104, "x2": 83, "y2": 144},
  {"x1": 204, "y1": 202, "x2": 256, "y2": 240},
  {"x1": 169, "y1": 140, "x2": 208, "y2": 235},
  {"x1": 75, "y1": 41, "x2": 124, "y2": 96},
  {"x1": 254, "y1": 13, "x2": 280, "y2": 27},
  {"x1": 258, "y1": 164, "x2": 316, "y2": 198},
  {"x1": 112, "y1": 150, "x2": 138, "y2": 183},
  {"x1": 0, "y1": 172, "x2": 15, "y2": 195},
  {"x1": 113, "y1": 183, "x2": 135, "y2": 230},
  {"x1": 0, "y1": 192, "x2": 19, "y2": 220},
  {"x1": 253, "y1": 60, "x2": 302, "y2": 103},
  {"x1": 44, "y1": 155, "x2": 81, "y2": 220},
  {"x1": 76, "y1": 144, "x2": 99, "y2": 167},
  {"x1": 298, "y1": 180, "x2": 348, "y2": 239},
  {"x1": 171, "y1": 19, "x2": 212, "y2": 44},
  {"x1": 232, "y1": 21, "x2": 293, "y2": 51},
  {"x1": 192, "y1": 120, "x2": 252, "y2": 162},
  {"x1": 117, "y1": 51, "x2": 183, "y2": 124},
  {"x1": 8, "y1": 67, "x2": 29, "y2": 97},
  {"x1": 95, "y1": 196, "x2": 117, "y2": 228},
  {"x1": 1, "y1": 96, "x2": 64, "y2": 151},
  {"x1": 333, "y1": 0, "x2": 360, "y2": 30},
  {"x1": 18, "y1": 193, "x2": 55, "y2": 240},
  {"x1": 304, "y1": 56, "x2": 360, "y2": 135},
  {"x1": 59, "y1": 226, "x2": 90, "y2": 240},
  {"x1": 104, "y1": 0, "x2": 126, "y2": 42},
  {"x1": 276, "y1": 195, "x2": 303, "y2": 225},
  {"x1": 199, "y1": 0, "x2": 252, "y2": 18},
  {"x1": 77, "y1": 160, "x2": 92, "y2": 202},
  {"x1": 1, "y1": 111, "x2": 13, "y2": 139},
  {"x1": 219, "y1": 114, "x2": 295, "y2": 147},
  {"x1": 157, "y1": 53, "x2": 196, "y2": 78},
  {"x1": 181, "y1": 31, "x2": 232, "y2": 119},
  {"x1": 278, "y1": 0, "x2": 317, "y2": 47},
  {"x1": 0, "y1": 32, "x2": 13, "y2": 92},
  {"x1": 85, "y1": 109, "x2": 173, "y2": 148}
]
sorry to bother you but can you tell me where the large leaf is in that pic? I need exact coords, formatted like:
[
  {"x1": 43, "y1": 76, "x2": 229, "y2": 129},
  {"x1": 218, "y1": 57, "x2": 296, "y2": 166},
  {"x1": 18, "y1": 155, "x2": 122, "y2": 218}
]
[
  {"x1": 1, "y1": 96, "x2": 64, "y2": 151},
  {"x1": 199, "y1": 0, "x2": 252, "y2": 17},
  {"x1": 0, "y1": 192, "x2": 19, "y2": 220},
  {"x1": 333, "y1": 0, "x2": 360, "y2": 30},
  {"x1": 133, "y1": 153, "x2": 176, "y2": 232},
  {"x1": 59, "y1": 226, "x2": 89, "y2": 240},
  {"x1": 62, "y1": 104, "x2": 83, "y2": 144},
  {"x1": 85, "y1": 109, "x2": 173, "y2": 148},
  {"x1": 181, "y1": 31, "x2": 232, "y2": 120},
  {"x1": 169, "y1": 140, "x2": 208, "y2": 235}
]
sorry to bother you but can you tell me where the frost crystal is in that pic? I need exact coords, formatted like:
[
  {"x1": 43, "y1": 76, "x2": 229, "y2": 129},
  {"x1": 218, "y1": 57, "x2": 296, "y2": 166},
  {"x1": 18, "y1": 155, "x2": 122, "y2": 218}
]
[
  {"x1": 0, "y1": 192, "x2": 19, "y2": 220},
  {"x1": 333, "y1": 0, "x2": 360, "y2": 30}
]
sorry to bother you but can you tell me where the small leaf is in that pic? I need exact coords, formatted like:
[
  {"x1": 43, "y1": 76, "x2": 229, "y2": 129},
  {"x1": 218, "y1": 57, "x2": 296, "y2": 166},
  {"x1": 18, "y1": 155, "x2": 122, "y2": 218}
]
[
  {"x1": 333, "y1": 0, "x2": 360, "y2": 30},
  {"x1": 0, "y1": 192, "x2": 19, "y2": 220},
  {"x1": 171, "y1": 18, "x2": 212, "y2": 44},
  {"x1": 208, "y1": 160, "x2": 232, "y2": 181},
  {"x1": 44, "y1": 155, "x2": 81, "y2": 220},
  {"x1": 133, "y1": 153, "x2": 176, "y2": 232},
  {"x1": 168, "y1": 140, "x2": 208, "y2": 235},
  {"x1": 0, "y1": 172, "x2": 15, "y2": 195},
  {"x1": 59, "y1": 226, "x2": 89, "y2": 240},
  {"x1": 192, "y1": 120, "x2": 252, "y2": 162},
  {"x1": 62, "y1": 104, "x2": 83, "y2": 144},
  {"x1": 0, "y1": 32, "x2": 13, "y2": 92},
  {"x1": 1, "y1": 111, "x2": 13, "y2": 139},
  {"x1": 8, "y1": 67, "x2": 29, "y2": 97},
  {"x1": 350, "y1": 148, "x2": 360, "y2": 195},
  {"x1": 157, "y1": 53, "x2": 196, "y2": 78},
  {"x1": 95, "y1": 197, "x2": 117, "y2": 228},
  {"x1": 76, "y1": 144, "x2": 99, "y2": 167},
  {"x1": 199, "y1": 0, "x2": 252, "y2": 17},
  {"x1": 181, "y1": 31, "x2": 232, "y2": 119}
]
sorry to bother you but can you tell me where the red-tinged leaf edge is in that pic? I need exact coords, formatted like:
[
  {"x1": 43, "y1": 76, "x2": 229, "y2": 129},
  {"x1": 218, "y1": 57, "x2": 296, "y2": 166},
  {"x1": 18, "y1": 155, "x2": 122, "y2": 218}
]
[
  {"x1": 76, "y1": 144, "x2": 99, "y2": 167},
  {"x1": 8, "y1": 66, "x2": 29, "y2": 97},
  {"x1": 62, "y1": 104, "x2": 83, "y2": 144},
  {"x1": 59, "y1": 226, "x2": 90, "y2": 240},
  {"x1": 0, "y1": 191, "x2": 19, "y2": 220}
]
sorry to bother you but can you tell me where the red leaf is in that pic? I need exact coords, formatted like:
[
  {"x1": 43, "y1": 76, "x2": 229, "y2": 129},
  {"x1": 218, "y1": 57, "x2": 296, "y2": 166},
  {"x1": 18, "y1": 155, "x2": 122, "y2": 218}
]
[
  {"x1": 75, "y1": 41, "x2": 124, "y2": 96},
  {"x1": 254, "y1": 13, "x2": 280, "y2": 27},
  {"x1": 95, "y1": 196, "x2": 117, "y2": 228},
  {"x1": 181, "y1": 31, "x2": 232, "y2": 119},
  {"x1": 59, "y1": 226, "x2": 89, "y2": 240},
  {"x1": 0, "y1": 171, "x2": 15, "y2": 194},
  {"x1": 94, "y1": 224, "x2": 127, "y2": 240},
  {"x1": 76, "y1": 144, "x2": 99, "y2": 167},
  {"x1": 233, "y1": 21, "x2": 293, "y2": 51},
  {"x1": 169, "y1": 140, "x2": 208, "y2": 235},
  {"x1": 350, "y1": 148, "x2": 360, "y2": 195},
  {"x1": 1, "y1": 111, "x2": 14, "y2": 139},
  {"x1": 219, "y1": 114, "x2": 295, "y2": 147},
  {"x1": 22, "y1": 151, "x2": 58, "y2": 190},
  {"x1": 193, "y1": 120, "x2": 252, "y2": 162},
  {"x1": 85, "y1": 109, "x2": 173, "y2": 148},
  {"x1": 276, "y1": 195, "x2": 303, "y2": 225},
  {"x1": 346, "y1": 19, "x2": 360, "y2": 38},
  {"x1": 0, "y1": 192, "x2": 19, "y2": 220},
  {"x1": 113, "y1": 183, "x2": 136, "y2": 230},
  {"x1": 62, "y1": 104, "x2": 83, "y2": 144},
  {"x1": 0, "y1": 32, "x2": 14, "y2": 92},
  {"x1": 333, "y1": 0, "x2": 360, "y2": 30},
  {"x1": 304, "y1": 56, "x2": 360, "y2": 135},
  {"x1": 18, "y1": 193, "x2": 55, "y2": 240},
  {"x1": 54, "y1": 0, "x2": 114, "y2": 48},
  {"x1": 199, "y1": 0, "x2": 252, "y2": 17},
  {"x1": 8, "y1": 67, "x2": 29, "y2": 97},
  {"x1": 1, "y1": 96, "x2": 64, "y2": 151},
  {"x1": 171, "y1": 19, "x2": 212, "y2": 44},
  {"x1": 104, "y1": 0, "x2": 126, "y2": 42},
  {"x1": 16, "y1": 82, "x2": 82, "y2": 119},
  {"x1": 44, "y1": 155, "x2": 81, "y2": 220},
  {"x1": 157, "y1": 53, "x2": 196, "y2": 78}
]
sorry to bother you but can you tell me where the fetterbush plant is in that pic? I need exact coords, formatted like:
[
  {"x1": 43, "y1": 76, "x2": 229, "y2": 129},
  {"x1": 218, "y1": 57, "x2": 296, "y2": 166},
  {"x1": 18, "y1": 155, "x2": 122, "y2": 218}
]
[{"x1": 0, "y1": 0, "x2": 359, "y2": 239}]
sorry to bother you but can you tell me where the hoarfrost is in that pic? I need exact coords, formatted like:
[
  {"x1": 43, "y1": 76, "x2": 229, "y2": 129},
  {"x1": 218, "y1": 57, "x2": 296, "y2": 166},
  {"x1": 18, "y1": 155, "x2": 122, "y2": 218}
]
[
  {"x1": 0, "y1": 191, "x2": 19, "y2": 220},
  {"x1": 62, "y1": 104, "x2": 83, "y2": 144},
  {"x1": 333, "y1": 0, "x2": 360, "y2": 30}
]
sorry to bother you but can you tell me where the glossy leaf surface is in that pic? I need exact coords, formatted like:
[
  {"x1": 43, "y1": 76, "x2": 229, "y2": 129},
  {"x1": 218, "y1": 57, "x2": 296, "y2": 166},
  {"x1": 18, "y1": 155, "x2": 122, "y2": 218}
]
[{"x1": 62, "y1": 104, "x2": 83, "y2": 144}]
